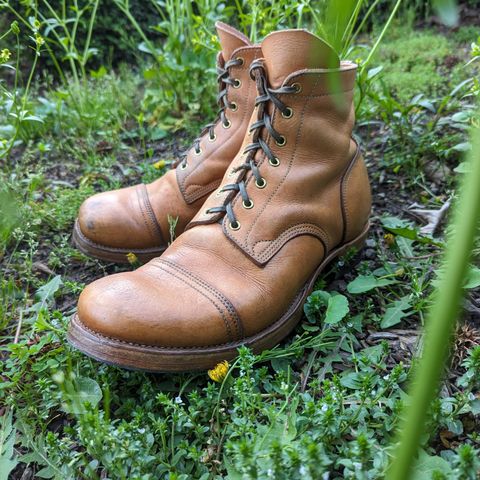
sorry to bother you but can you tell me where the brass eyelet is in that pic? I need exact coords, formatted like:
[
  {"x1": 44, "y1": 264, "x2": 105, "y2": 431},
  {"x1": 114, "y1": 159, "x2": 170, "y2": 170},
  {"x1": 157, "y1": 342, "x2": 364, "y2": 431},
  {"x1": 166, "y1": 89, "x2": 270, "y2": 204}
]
[
  {"x1": 215, "y1": 188, "x2": 223, "y2": 197},
  {"x1": 208, "y1": 133, "x2": 217, "y2": 142},
  {"x1": 194, "y1": 147, "x2": 202, "y2": 156},
  {"x1": 282, "y1": 107, "x2": 293, "y2": 119},
  {"x1": 242, "y1": 199, "x2": 254, "y2": 209},
  {"x1": 180, "y1": 163, "x2": 188, "y2": 170},
  {"x1": 236, "y1": 57, "x2": 244, "y2": 66},
  {"x1": 230, "y1": 102, "x2": 238, "y2": 112},
  {"x1": 255, "y1": 178, "x2": 267, "y2": 189},
  {"x1": 233, "y1": 79, "x2": 242, "y2": 89},
  {"x1": 292, "y1": 82, "x2": 302, "y2": 93},
  {"x1": 223, "y1": 119, "x2": 232, "y2": 129},
  {"x1": 275, "y1": 136, "x2": 287, "y2": 147},
  {"x1": 229, "y1": 220, "x2": 241, "y2": 231},
  {"x1": 228, "y1": 168, "x2": 236, "y2": 178},
  {"x1": 269, "y1": 157, "x2": 280, "y2": 167}
]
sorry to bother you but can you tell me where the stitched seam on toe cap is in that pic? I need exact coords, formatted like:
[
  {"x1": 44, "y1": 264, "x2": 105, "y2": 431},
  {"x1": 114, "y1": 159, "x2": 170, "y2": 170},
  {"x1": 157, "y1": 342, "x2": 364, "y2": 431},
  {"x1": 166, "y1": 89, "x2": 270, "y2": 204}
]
[
  {"x1": 156, "y1": 259, "x2": 243, "y2": 340},
  {"x1": 149, "y1": 262, "x2": 235, "y2": 342}
]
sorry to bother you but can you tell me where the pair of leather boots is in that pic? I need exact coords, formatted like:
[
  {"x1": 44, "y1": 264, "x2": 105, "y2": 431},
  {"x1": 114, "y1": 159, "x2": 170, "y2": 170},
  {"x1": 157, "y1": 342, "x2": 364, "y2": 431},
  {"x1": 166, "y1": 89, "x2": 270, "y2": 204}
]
[{"x1": 68, "y1": 22, "x2": 372, "y2": 372}]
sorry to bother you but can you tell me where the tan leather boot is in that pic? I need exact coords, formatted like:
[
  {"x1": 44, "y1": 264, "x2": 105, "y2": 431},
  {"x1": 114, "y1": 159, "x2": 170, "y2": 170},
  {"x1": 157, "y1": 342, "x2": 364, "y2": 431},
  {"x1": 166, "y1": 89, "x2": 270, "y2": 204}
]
[
  {"x1": 68, "y1": 29, "x2": 371, "y2": 372},
  {"x1": 72, "y1": 22, "x2": 260, "y2": 263}
]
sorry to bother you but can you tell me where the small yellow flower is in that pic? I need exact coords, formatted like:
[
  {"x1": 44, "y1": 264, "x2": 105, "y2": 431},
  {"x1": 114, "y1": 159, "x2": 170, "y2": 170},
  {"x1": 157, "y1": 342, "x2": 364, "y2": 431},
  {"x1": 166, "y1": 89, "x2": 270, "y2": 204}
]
[
  {"x1": 208, "y1": 360, "x2": 229, "y2": 383},
  {"x1": 35, "y1": 34, "x2": 45, "y2": 46},
  {"x1": 153, "y1": 159, "x2": 166, "y2": 170},
  {"x1": 126, "y1": 252, "x2": 138, "y2": 265},
  {"x1": 384, "y1": 233, "x2": 395, "y2": 247},
  {"x1": 0, "y1": 49, "x2": 11, "y2": 63}
]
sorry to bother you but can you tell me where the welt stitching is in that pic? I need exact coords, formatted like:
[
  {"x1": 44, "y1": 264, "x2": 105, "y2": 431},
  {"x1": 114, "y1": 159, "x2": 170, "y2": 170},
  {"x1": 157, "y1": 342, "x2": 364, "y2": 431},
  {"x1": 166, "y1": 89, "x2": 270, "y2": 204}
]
[
  {"x1": 158, "y1": 259, "x2": 243, "y2": 339},
  {"x1": 151, "y1": 262, "x2": 234, "y2": 342},
  {"x1": 76, "y1": 317, "x2": 237, "y2": 350},
  {"x1": 140, "y1": 184, "x2": 165, "y2": 244}
]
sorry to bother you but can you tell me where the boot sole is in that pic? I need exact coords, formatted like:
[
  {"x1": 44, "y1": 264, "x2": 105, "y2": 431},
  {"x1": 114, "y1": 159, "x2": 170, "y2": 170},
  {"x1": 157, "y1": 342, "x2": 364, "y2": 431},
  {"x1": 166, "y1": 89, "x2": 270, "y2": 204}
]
[
  {"x1": 67, "y1": 223, "x2": 370, "y2": 372},
  {"x1": 72, "y1": 219, "x2": 166, "y2": 264}
]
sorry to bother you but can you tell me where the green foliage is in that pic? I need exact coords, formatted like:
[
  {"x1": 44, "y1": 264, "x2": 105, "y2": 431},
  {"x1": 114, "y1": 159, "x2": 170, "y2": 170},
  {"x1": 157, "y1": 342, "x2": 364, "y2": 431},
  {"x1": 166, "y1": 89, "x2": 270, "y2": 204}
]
[
  {"x1": 377, "y1": 30, "x2": 451, "y2": 102},
  {"x1": 1, "y1": 1, "x2": 480, "y2": 479},
  {"x1": 0, "y1": 411, "x2": 18, "y2": 480}
]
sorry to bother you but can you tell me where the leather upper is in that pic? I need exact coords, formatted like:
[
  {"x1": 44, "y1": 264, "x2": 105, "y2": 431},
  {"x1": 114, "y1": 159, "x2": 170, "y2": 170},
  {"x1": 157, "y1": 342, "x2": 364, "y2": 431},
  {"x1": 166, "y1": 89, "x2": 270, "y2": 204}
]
[
  {"x1": 76, "y1": 29, "x2": 372, "y2": 348},
  {"x1": 77, "y1": 22, "x2": 260, "y2": 251}
]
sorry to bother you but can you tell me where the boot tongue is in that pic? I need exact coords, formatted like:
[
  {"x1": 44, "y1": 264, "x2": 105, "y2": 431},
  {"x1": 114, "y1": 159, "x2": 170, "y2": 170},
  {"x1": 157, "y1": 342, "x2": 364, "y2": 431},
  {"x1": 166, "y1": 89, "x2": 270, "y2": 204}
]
[
  {"x1": 261, "y1": 29, "x2": 340, "y2": 87},
  {"x1": 216, "y1": 21, "x2": 251, "y2": 60}
]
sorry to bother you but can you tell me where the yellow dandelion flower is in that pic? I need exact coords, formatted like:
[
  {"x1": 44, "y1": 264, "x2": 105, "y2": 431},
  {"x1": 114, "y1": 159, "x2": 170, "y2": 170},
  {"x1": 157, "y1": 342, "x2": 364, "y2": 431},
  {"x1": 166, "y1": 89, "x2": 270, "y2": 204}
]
[
  {"x1": 208, "y1": 360, "x2": 229, "y2": 383},
  {"x1": 153, "y1": 159, "x2": 166, "y2": 170},
  {"x1": 0, "y1": 49, "x2": 11, "y2": 63},
  {"x1": 126, "y1": 252, "x2": 138, "y2": 264},
  {"x1": 384, "y1": 233, "x2": 395, "y2": 247}
]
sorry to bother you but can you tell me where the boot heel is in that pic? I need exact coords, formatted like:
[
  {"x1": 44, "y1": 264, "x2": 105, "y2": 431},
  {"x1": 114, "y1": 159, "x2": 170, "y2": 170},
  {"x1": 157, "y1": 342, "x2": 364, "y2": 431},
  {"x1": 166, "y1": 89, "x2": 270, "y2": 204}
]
[{"x1": 338, "y1": 222, "x2": 370, "y2": 259}]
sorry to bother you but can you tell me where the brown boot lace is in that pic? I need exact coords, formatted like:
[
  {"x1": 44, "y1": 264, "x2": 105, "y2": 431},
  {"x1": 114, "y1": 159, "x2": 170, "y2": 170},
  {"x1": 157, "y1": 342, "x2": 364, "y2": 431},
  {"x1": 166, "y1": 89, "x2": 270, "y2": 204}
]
[
  {"x1": 205, "y1": 59, "x2": 298, "y2": 229},
  {"x1": 179, "y1": 56, "x2": 244, "y2": 170}
]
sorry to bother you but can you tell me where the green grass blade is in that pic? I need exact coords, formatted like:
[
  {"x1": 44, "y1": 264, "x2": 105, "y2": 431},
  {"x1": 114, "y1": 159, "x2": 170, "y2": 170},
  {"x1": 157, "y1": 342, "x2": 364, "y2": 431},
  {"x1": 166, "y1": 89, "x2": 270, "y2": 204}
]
[
  {"x1": 360, "y1": 0, "x2": 402, "y2": 74},
  {"x1": 388, "y1": 124, "x2": 480, "y2": 479}
]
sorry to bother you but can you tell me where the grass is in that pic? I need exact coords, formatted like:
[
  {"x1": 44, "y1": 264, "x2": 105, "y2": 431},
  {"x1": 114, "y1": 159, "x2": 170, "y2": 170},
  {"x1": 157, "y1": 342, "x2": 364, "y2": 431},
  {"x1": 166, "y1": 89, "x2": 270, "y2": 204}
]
[{"x1": 1, "y1": 4, "x2": 480, "y2": 480}]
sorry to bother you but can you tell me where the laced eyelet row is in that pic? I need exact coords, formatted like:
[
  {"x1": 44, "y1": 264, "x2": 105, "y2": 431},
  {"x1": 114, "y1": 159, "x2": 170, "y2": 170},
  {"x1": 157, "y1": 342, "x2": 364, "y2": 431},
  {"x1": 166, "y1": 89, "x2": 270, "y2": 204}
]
[
  {"x1": 177, "y1": 56, "x2": 244, "y2": 170},
  {"x1": 205, "y1": 60, "x2": 300, "y2": 231}
]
